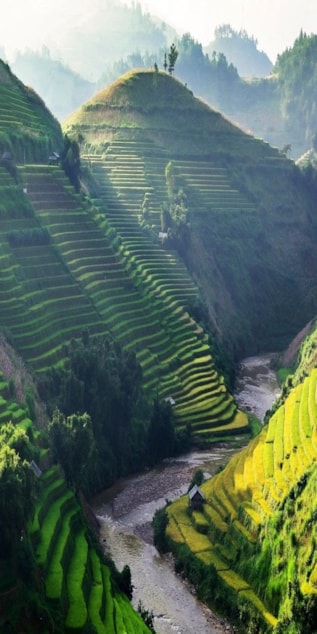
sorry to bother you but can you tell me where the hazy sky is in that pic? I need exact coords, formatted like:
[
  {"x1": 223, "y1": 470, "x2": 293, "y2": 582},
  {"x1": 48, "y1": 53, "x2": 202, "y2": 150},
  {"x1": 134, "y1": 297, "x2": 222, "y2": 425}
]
[
  {"x1": 0, "y1": 0, "x2": 316, "y2": 63},
  {"x1": 129, "y1": 0, "x2": 317, "y2": 61}
]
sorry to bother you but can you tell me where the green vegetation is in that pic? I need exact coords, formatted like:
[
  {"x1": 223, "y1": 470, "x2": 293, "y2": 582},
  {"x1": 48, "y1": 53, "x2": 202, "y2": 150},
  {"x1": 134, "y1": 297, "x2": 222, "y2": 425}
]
[
  {"x1": 0, "y1": 59, "x2": 62, "y2": 162},
  {"x1": 41, "y1": 335, "x2": 185, "y2": 494},
  {"x1": 1, "y1": 61, "x2": 317, "y2": 633},
  {"x1": 205, "y1": 25, "x2": 273, "y2": 77},
  {"x1": 0, "y1": 355, "x2": 152, "y2": 633},
  {"x1": 65, "y1": 70, "x2": 317, "y2": 361}
]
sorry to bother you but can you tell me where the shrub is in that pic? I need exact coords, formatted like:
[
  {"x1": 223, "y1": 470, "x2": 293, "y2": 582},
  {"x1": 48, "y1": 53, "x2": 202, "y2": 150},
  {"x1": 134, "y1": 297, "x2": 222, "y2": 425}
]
[{"x1": 152, "y1": 507, "x2": 170, "y2": 553}]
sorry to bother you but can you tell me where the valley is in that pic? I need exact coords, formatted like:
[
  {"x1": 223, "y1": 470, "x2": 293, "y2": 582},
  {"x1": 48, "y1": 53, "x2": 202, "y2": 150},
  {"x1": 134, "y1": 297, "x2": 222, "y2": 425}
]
[
  {"x1": 92, "y1": 354, "x2": 278, "y2": 634},
  {"x1": 1, "y1": 59, "x2": 317, "y2": 633}
]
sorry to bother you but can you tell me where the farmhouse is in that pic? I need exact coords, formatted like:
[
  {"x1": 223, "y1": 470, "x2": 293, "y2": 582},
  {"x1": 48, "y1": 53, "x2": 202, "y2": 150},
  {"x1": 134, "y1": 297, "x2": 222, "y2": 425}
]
[
  {"x1": 188, "y1": 484, "x2": 205, "y2": 511},
  {"x1": 48, "y1": 151, "x2": 60, "y2": 165}
]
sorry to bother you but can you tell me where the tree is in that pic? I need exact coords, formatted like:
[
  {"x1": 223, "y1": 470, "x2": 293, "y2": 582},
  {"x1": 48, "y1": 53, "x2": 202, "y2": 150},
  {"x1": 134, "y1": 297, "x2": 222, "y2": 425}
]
[
  {"x1": 165, "y1": 160, "x2": 175, "y2": 198},
  {"x1": 168, "y1": 43, "x2": 178, "y2": 75},
  {"x1": 188, "y1": 469, "x2": 204, "y2": 492},
  {"x1": 0, "y1": 445, "x2": 35, "y2": 556},
  {"x1": 39, "y1": 335, "x2": 147, "y2": 492},
  {"x1": 61, "y1": 135, "x2": 81, "y2": 190},
  {"x1": 147, "y1": 398, "x2": 175, "y2": 465},
  {"x1": 117, "y1": 564, "x2": 133, "y2": 600},
  {"x1": 281, "y1": 143, "x2": 292, "y2": 156},
  {"x1": 152, "y1": 507, "x2": 169, "y2": 553},
  {"x1": 49, "y1": 409, "x2": 95, "y2": 491}
]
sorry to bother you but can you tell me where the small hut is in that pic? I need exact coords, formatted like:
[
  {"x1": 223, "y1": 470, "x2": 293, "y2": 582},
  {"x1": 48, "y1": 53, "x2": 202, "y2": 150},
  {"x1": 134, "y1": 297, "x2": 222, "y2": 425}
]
[
  {"x1": 48, "y1": 151, "x2": 60, "y2": 165},
  {"x1": 188, "y1": 484, "x2": 205, "y2": 511}
]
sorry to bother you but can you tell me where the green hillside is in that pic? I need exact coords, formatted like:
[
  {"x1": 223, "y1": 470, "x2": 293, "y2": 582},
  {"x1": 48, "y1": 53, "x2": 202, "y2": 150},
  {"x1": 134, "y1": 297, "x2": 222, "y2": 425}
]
[
  {"x1": 0, "y1": 159, "x2": 242, "y2": 440},
  {"x1": 2, "y1": 65, "x2": 317, "y2": 633},
  {"x1": 0, "y1": 337, "x2": 151, "y2": 634},
  {"x1": 0, "y1": 67, "x2": 250, "y2": 631}
]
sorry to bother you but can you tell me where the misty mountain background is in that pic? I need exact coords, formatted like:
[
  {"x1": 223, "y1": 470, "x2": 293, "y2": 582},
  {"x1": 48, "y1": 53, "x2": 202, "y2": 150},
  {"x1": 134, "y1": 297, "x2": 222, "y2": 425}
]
[
  {"x1": 4, "y1": 0, "x2": 317, "y2": 159},
  {"x1": 7, "y1": 1, "x2": 270, "y2": 116}
]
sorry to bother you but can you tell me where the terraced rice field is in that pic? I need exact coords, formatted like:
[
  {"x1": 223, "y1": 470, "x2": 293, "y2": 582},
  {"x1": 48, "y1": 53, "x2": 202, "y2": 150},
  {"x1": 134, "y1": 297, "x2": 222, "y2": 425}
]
[
  {"x1": 0, "y1": 169, "x2": 108, "y2": 370},
  {"x1": 0, "y1": 62, "x2": 61, "y2": 162},
  {"x1": 0, "y1": 153, "x2": 245, "y2": 439},
  {"x1": 83, "y1": 141, "x2": 249, "y2": 436},
  {"x1": 0, "y1": 348, "x2": 149, "y2": 631},
  {"x1": 29, "y1": 466, "x2": 150, "y2": 633},
  {"x1": 167, "y1": 369, "x2": 317, "y2": 626}
]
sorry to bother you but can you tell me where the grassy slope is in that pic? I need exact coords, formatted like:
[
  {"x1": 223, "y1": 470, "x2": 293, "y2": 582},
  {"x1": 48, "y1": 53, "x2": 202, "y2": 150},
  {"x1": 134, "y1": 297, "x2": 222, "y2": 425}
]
[{"x1": 0, "y1": 341, "x2": 150, "y2": 634}]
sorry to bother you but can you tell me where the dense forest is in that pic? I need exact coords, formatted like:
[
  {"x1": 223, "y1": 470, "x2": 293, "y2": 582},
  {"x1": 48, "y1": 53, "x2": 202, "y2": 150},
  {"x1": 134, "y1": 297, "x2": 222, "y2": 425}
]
[{"x1": 40, "y1": 335, "x2": 187, "y2": 495}]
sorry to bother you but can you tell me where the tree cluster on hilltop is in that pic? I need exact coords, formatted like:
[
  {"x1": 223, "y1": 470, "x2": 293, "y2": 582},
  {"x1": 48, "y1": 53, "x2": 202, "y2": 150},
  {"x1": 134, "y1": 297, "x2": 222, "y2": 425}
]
[
  {"x1": 205, "y1": 24, "x2": 273, "y2": 77},
  {"x1": 274, "y1": 31, "x2": 317, "y2": 151}
]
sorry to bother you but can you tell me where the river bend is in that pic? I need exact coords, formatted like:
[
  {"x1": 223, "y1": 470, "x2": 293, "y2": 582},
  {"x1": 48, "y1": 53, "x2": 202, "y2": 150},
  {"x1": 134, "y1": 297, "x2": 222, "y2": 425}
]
[{"x1": 92, "y1": 354, "x2": 280, "y2": 633}]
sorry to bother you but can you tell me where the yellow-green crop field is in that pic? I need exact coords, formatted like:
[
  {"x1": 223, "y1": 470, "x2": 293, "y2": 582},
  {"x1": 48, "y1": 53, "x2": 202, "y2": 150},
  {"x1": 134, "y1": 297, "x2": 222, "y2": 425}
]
[{"x1": 166, "y1": 370, "x2": 317, "y2": 627}]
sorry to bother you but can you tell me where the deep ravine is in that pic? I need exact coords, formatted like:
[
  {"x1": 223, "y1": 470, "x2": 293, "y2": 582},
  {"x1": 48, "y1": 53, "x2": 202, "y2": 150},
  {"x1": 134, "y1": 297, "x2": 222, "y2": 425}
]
[{"x1": 91, "y1": 353, "x2": 280, "y2": 633}]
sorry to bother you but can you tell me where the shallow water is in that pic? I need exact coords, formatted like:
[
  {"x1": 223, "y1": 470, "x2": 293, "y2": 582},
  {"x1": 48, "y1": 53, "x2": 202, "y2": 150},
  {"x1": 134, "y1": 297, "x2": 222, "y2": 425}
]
[
  {"x1": 92, "y1": 353, "x2": 280, "y2": 633},
  {"x1": 234, "y1": 353, "x2": 280, "y2": 422}
]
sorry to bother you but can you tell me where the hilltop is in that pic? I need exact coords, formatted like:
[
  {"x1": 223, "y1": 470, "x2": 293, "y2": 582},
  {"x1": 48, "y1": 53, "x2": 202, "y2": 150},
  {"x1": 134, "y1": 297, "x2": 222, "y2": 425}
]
[
  {"x1": 65, "y1": 69, "x2": 317, "y2": 360},
  {"x1": 64, "y1": 69, "x2": 274, "y2": 157}
]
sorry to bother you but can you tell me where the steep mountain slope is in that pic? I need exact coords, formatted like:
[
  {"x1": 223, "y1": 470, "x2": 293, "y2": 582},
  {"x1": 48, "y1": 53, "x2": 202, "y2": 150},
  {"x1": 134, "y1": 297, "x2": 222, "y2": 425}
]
[
  {"x1": 0, "y1": 59, "x2": 62, "y2": 162},
  {"x1": 0, "y1": 336, "x2": 151, "y2": 634},
  {"x1": 0, "y1": 68, "x2": 154, "y2": 633},
  {"x1": 0, "y1": 160, "x2": 243, "y2": 439},
  {"x1": 64, "y1": 69, "x2": 317, "y2": 360}
]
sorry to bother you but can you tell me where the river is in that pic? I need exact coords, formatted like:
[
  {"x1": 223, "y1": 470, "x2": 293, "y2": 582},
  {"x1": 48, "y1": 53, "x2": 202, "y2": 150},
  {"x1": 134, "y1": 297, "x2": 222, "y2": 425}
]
[
  {"x1": 234, "y1": 353, "x2": 280, "y2": 422},
  {"x1": 92, "y1": 353, "x2": 280, "y2": 634}
]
